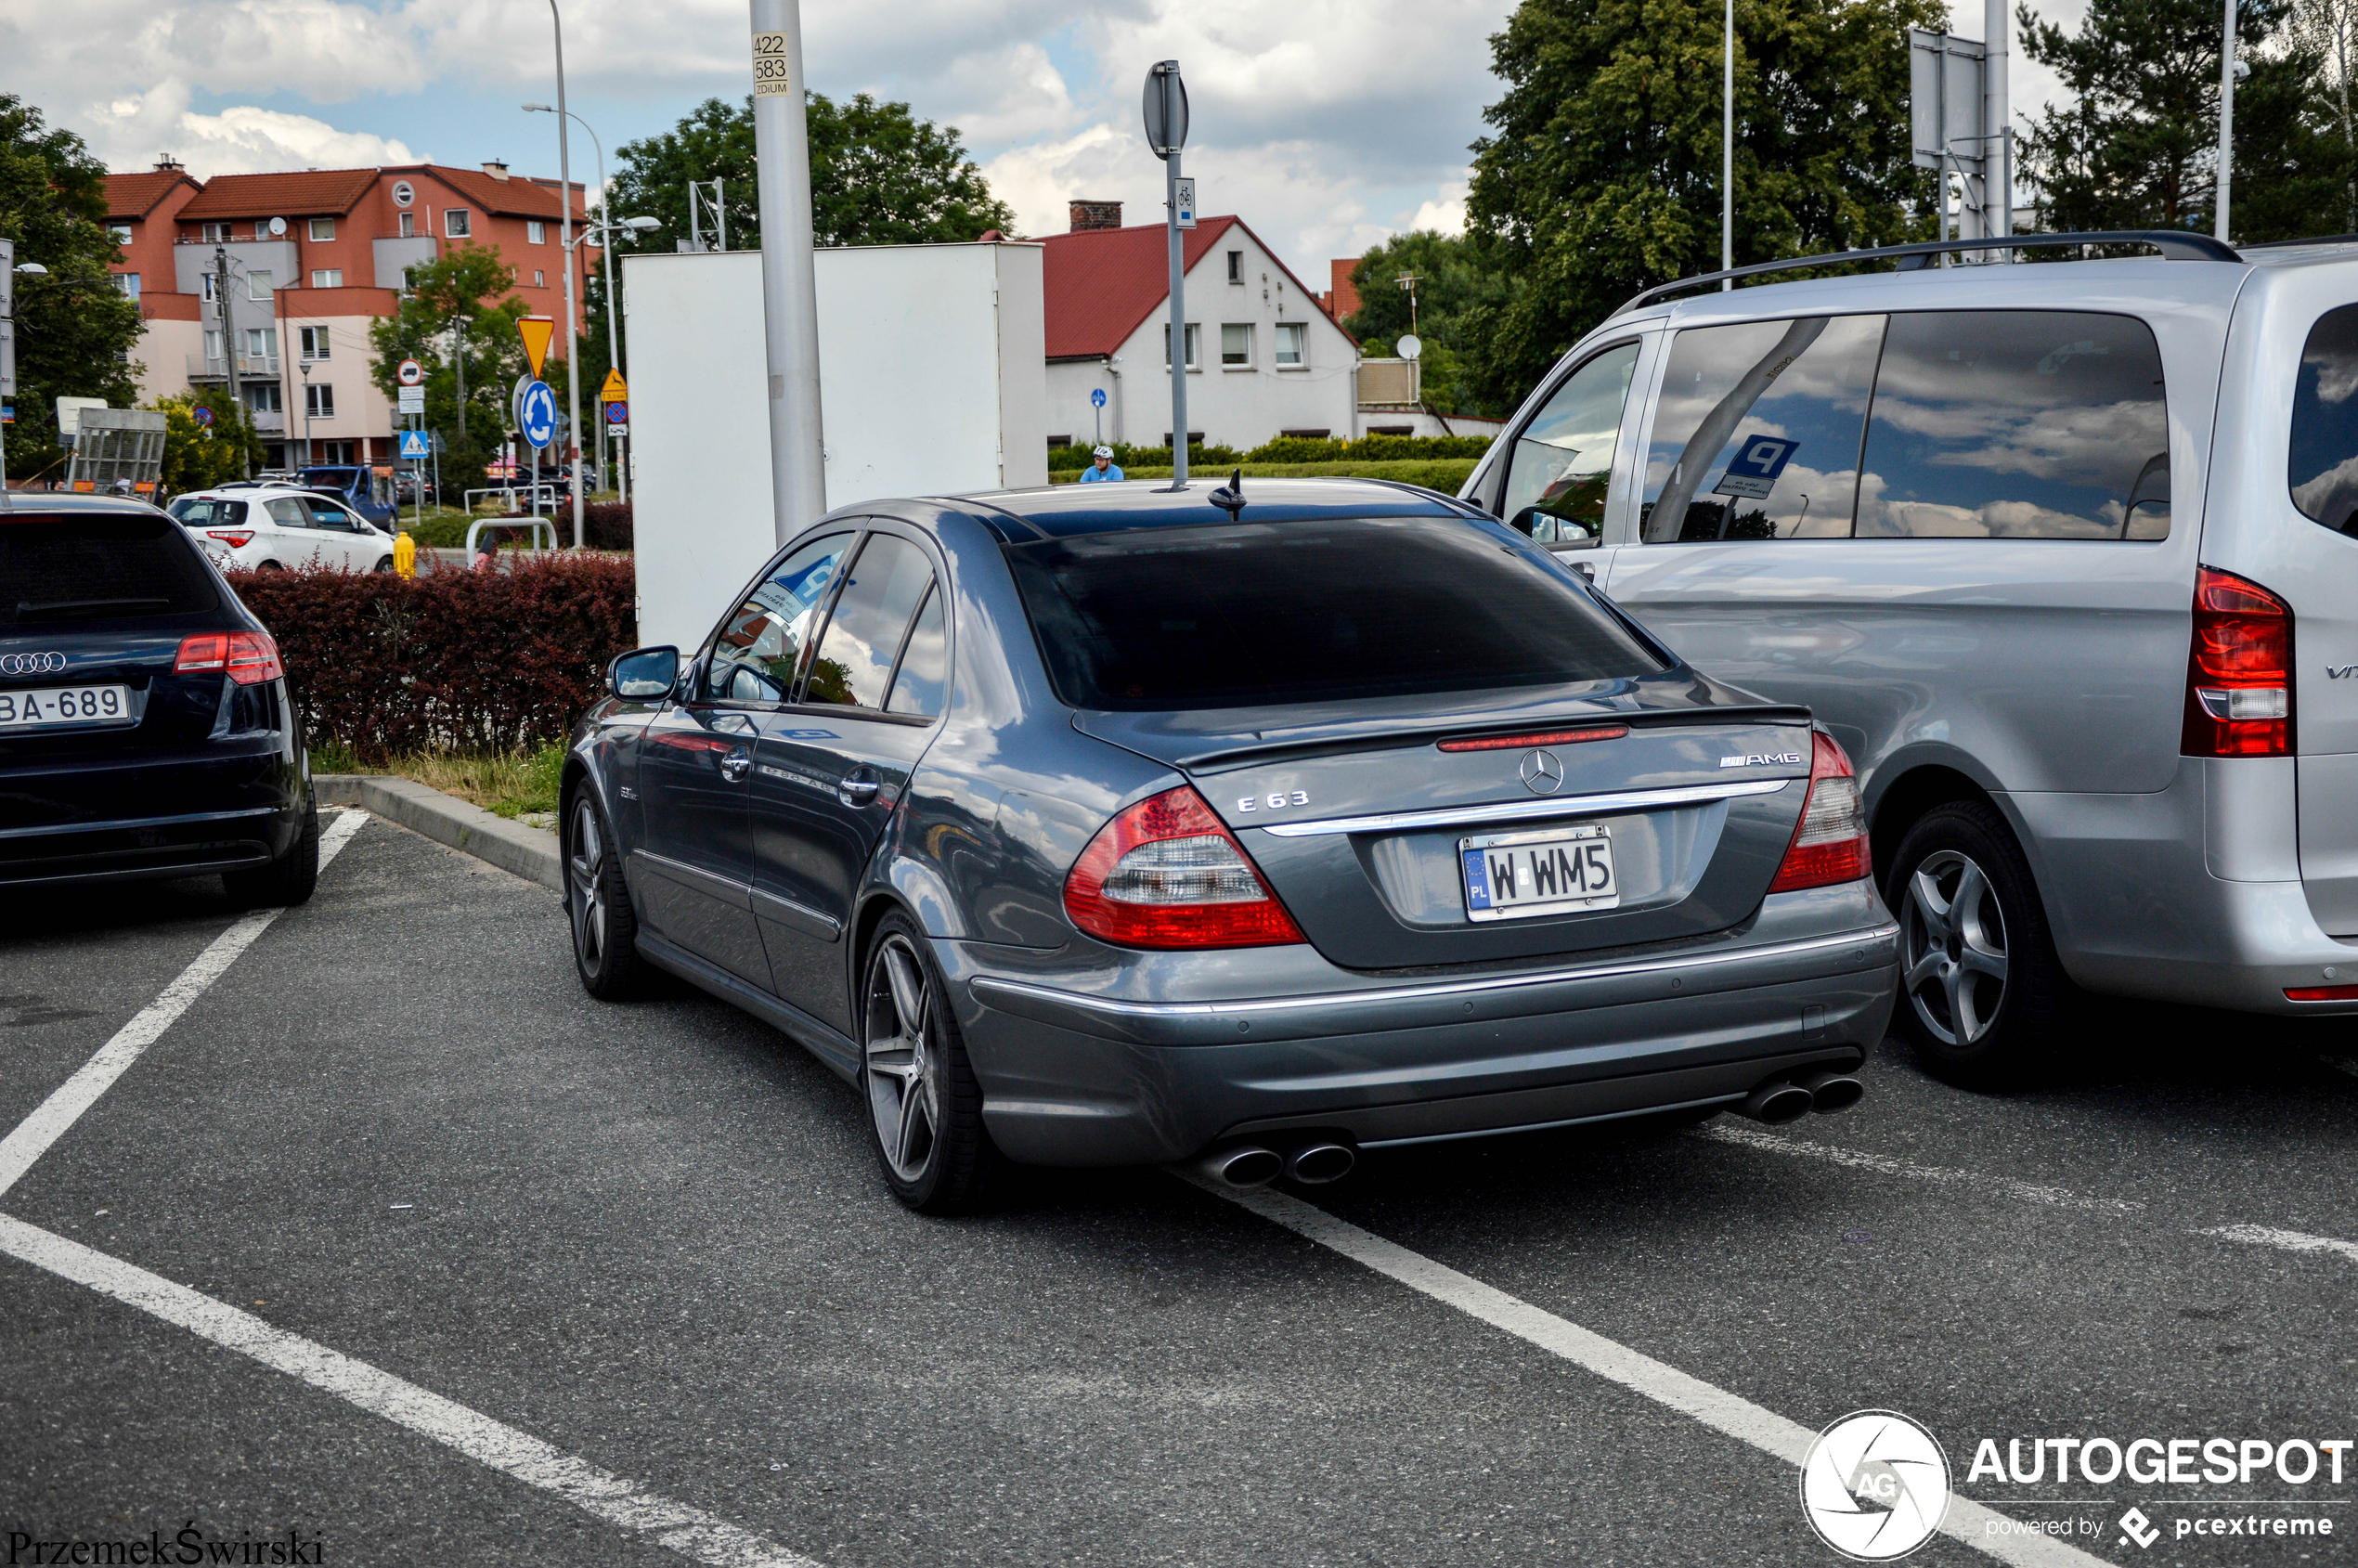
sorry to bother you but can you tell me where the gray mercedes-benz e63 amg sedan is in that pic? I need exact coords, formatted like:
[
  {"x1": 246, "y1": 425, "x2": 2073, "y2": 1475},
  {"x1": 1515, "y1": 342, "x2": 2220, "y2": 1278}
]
[{"x1": 561, "y1": 477, "x2": 1899, "y2": 1211}]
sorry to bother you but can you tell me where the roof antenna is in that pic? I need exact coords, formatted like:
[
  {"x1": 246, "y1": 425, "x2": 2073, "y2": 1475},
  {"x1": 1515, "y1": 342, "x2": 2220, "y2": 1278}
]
[{"x1": 1208, "y1": 467, "x2": 1246, "y2": 517}]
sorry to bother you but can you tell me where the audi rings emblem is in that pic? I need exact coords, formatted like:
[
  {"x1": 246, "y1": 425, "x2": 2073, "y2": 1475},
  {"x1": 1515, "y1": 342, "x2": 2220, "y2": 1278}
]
[
  {"x1": 0, "y1": 652, "x2": 67, "y2": 676},
  {"x1": 1519, "y1": 749, "x2": 1565, "y2": 794}
]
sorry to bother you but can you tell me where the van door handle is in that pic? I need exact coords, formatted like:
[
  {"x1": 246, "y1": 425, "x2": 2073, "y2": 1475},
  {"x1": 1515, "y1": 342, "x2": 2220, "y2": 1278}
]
[
  {"x1": 836, "y1": 769, "x2": 881, "y2": 808},
  {"x1": 719, "y1": 750, "x2": 752, "y2": 783}
]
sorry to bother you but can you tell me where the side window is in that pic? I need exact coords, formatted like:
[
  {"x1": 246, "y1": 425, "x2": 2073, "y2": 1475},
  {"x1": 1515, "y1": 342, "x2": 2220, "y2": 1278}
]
[
  {"x1": 1499, "y1": 341, "x2": 1639, "y2": 547},
  {"x1": 704, "y1": 534, "x2": 852, "y2": 705},
  {"x1": 885, "y1": 585, "x2": 948, "y2": 719},
  {"x1": 305, "y1": 499, "x2": 358, "y2": 530},
  {"x1": 1640, "y1": 315, "x2": 1885, "y2": 543},
  {"x1": 265, "y1": 498, "x2": 310, "y2": 529},
  {"x1": 804, "y1": 535, "x2": 936, "y2": 710},
  {"x1": 1857, "y1": 311, "x2": 2170, "y2": 539},
  {"x1": 2290, "y1": 304, "x2": 2358, "y2": 535}
]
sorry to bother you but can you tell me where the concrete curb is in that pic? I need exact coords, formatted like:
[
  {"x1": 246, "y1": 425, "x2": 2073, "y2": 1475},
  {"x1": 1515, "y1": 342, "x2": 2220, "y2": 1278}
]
[{"x1": 313, "y1": 774, "x2": 563, "y2": 893}]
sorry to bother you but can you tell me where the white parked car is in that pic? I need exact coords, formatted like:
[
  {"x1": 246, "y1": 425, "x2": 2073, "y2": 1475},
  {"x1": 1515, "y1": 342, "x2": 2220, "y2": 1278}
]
[{"x1": 168, "y1": 486, "x2": 401, "y2": 573}]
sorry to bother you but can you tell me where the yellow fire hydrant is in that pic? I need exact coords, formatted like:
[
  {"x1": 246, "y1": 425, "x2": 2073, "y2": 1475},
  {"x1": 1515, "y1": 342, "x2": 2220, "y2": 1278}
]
[{"x1": 394, "y1": 529, "x2": 417, "y2": 578}]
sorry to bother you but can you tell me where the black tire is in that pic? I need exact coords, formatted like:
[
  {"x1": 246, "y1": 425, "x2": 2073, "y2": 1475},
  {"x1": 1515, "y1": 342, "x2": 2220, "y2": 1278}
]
[
  {"x1": 371, "y1": 555, "x2": 395, "y2": 573},
  {"x1": 1885, "y1": 799, "x2": 2073, "y2": 1088},
  {"x1": 225, "y1": 791, "x2": 319, "y2": 909},
  {"x1": 859, "y1": 912, "x2": 1002, "y2": 1213},
  {"x1": 258, "y1": 560, "x2": 285, "y2": 572},
  {"x1": 566, "y1": 791, "x2": 650, "y2": 1000}
]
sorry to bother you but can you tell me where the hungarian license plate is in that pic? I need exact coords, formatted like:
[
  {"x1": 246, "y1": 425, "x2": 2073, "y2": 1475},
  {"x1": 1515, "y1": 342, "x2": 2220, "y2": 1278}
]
[
  {"x1": 0, "y1": 685, "x2": 134, "y2": 730},
  {"x1": 1461, "y1": 823, "x2": 1618, "y2": 922}
]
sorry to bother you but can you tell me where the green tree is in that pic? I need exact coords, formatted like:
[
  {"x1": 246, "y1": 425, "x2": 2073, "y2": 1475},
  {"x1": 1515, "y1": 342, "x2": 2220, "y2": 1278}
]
[
  {"x1": 1463, "y1": 0, "x2": 1941, "y2": 409},
  {"x1": 2018, "y1": 0, "x2": 2348, "y2": 240},
  {"x1": 1340, "y1": 230, "x2": 1515, "y2": 416},
  {"x1": 0, "y1": 93, "x2": 145, "y2": 484},
  {"x1": 153, "y1": 385, "x2": 261, "y2": 497},
  {"x1": 368, "y1": 244, "x2": 533, "y2": 492}
]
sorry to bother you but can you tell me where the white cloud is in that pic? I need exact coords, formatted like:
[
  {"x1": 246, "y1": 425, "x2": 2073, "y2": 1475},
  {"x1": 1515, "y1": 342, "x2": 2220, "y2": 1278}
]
[
  {"x1": 87, "y1": 86, "x2": 421, "y2": 177},
  {"x1": 1407, "y1": 177, "x2": 1471, "y2": 236}
]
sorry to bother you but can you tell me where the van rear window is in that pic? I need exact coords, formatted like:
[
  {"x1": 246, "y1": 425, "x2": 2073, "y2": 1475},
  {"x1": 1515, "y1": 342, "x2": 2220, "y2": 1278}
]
[
  {"x1": 2290, "y1": 305, "x2": 2358, "y2": 534},
  {"x1": 0, "y1": 514, "x2": 220, "y2": 626},
  {"x1": 1005, "y1": 517, "x2": 1665, "y2": 712}
]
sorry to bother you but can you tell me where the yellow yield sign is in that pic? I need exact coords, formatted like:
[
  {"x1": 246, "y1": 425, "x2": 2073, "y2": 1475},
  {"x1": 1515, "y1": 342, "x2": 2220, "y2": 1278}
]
[
  {"x1": 517, "y1": 315, "x2": 556, "y2": 379},
  {"x1": 599, "y1": 368, "x2": 627, "y2": 403}
]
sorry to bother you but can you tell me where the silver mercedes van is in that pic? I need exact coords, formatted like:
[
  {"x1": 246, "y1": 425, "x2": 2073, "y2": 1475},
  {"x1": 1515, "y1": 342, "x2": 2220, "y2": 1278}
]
[{"x1": 1459, "y1": 233, "x2": 2358, "y2": 1083}]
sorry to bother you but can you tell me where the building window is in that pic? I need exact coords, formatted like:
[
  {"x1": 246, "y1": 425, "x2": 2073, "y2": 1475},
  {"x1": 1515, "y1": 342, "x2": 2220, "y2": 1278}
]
[
  {"x1": 201, "y1": 222, "x2": 230, "y2": 243},
  {"x1": 534, "y1": 269, "x2": 545, "y2": 288},
  {"x1": 247, "y1": 271, "x2": 273, "y2": 301},
  {"x1": 398, "y1": 211, "x2": 415, "y2": 239},
  {"x1": 528, "y1": 220, "x2": 546, "y2": 244},
  {"x1": 110, "y1": 224, "x2": 132, "y2": 244},
  {"x1": 200, "y1": 274, "x2": 216, "y2": 303},
  {"x1": 392, "y1": 180, "x2": 415, "y2": 208},
  {"x1": 306, "y1": 384, "x2": 336, "y2": 420},
  {"x1": 308, "y1": 216, "x2": 335, "y2": 241},
  {"x1": 1163, "y1": 322, "x2": 1200, "y2": 369},
  {"x1": 446, "y1": 208, "x2": 471, "y2": 239},
  {"x1": 203, "y1": 330, "x2": 223, "y2": 362},
  {"x1": 1221, "y1": 323, "x2": 1254, "y2": 367},
  {"x1": 300, "y1": 326, "x2": 330, "y2": 361},
  {"x1": 242, "y1": 328, "x2": 271, "y2": 362},
  {"x1": 114, "y1": 273, "x2": 140, "y2": 298},
  {"x1": 310, "y1": 268, "x2": 343, "y2": 289},
  {"x1": 247, "y1": 382, "x2": 283, "y2": 414},
  {"x1": 1276, "y1": 321, "x2": 1307, "y2": 368},
  {"x1": 1227, "y1": 250, "x2": 1242, "y2": 283}
]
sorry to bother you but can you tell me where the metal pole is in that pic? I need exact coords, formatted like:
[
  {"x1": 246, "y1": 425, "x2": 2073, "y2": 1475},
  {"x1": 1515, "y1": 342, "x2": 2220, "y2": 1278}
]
[
  {"x1": 2217, "y1": 0, "x2": 2238, "y2": 241},
  {"x1": 217, "y1": 247, "x2": 250, "y2": 477},
  {"x1": 1986, "y1": 0, "x2": 2012, "y2": 254},
  {"x1": 548, "y1": 0, "x2": 585, "y2": 550},
  {"x1": 1166, "y1": 149, "x2": 1188, "y2": 482},
  {"x1": 452, "y1": 315, "x2": 467, "y2": 494},
  {"x1": 749, "y1": 0, "x2": 828, "y2": 546},
  {"x1": 1722, "y1": 0, "x2": 1734, "y2": 289}
]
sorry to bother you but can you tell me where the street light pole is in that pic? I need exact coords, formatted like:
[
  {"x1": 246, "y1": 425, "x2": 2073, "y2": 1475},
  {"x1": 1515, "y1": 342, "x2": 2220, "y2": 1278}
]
[
  {"x1": 1722, "y1": 0, "x2": 1733, "y2": 289},
  {"x1": 2217, "y1": 0, "x2": 2239, "y2": 241},
  {"x1": 748, "y1": 0, "x2": 828, "y2": 548},
  {"x1": 527, "y1": 102, "x2": 622, "y2": 499},
  {"x1": 545, "y1": 0, "x2": 585, "y2": 550}
]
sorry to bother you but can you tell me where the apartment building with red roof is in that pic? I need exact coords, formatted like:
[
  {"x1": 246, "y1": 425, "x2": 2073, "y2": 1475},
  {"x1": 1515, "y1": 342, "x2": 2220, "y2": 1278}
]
[
  {"x1": 105, "y1": 158, "x2": 596, "y2": 469},
  {"x1": 1040, "y1": 201, "x2": 1358, "y2": 451}
]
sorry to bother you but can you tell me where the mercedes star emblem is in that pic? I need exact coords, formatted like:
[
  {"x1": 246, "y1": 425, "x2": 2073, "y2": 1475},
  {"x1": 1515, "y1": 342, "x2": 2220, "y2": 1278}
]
[{"x1": 1519, "y1": 749, "x2": 1565, "y2": 794}]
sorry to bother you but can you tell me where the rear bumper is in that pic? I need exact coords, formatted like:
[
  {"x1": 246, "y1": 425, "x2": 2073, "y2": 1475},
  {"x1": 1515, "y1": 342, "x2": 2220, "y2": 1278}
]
[
  {"x1": 942, "y1": 885, "x2": 1899, "y2": 1166},
  {"x1": 0, "y1": 745, "x2": 307, "y2": 888}
]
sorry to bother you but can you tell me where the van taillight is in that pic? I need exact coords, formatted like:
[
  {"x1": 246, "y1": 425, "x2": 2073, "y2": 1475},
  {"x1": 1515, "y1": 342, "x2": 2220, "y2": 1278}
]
[
  {"x1": 2183, "y1": 566, "x2": 2293, "y2": 758},
  {"x1": 175, "y1": 630, "x2": 283, "y2": 686},
  {"x1": 1767, "y1": 731, "x2": 1870, "y2": 893},
  {"x1": 1064, "y1": 784, "x2": 1306, "y2": 949}
]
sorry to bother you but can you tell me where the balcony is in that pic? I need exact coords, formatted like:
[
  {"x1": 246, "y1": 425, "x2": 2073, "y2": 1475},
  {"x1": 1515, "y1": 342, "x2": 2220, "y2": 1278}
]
[
  {"x1": 187, "y1": 354, "x2": 282, "y2": 381},
  {"x1": 250, "y1": 410, "x2": 286, "y2": 434}
]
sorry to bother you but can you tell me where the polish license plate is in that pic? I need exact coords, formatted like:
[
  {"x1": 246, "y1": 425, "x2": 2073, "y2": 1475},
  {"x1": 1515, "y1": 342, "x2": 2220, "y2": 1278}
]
[
  {"x1": 1460, "y1": 823, "x2": 1618, "y2": 921},
  {"x1": 0, "y1": 685, "x2": 134, "y2": 730}
]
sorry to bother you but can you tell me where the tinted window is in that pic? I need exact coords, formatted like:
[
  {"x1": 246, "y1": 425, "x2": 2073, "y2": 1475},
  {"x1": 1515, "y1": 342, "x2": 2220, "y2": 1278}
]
[
  {"x1": 1500, "y1": 341, "x2": 1639, "y2": 546},
  {"x1": 1006, "y1": 517, "x2": 1665, "y2": 712},
  {"x1": 2290, "y1": 304, "x2": 2358, "y2": 533},
  {"x1": 304, "y1": 499, "x2": 361, "y2": 530},
  {"x1": 705, "y1": 534, "x2": 851, "y2": 704},
  {"x1": 265, "y1": 498, "x2": 310, "y2": 529},
  {"x1": 805, "y1": 535, "x2": 935, "y2": 709},
  {"x1": 1641, "y1": 315, "x2": 1885, "y2": 542},
  {"x1": 885, "y1": 586, "x2": 948, "y2": 718},
  {"x1": 0, "y1": 514, "x2": 220, "y2": 626},
  {"x1": 1856, "y1": 311, "x2": 2170, "y2": 539},
  {"x1": 170, "y1": 498, "x2": 247, "y2": 527}
]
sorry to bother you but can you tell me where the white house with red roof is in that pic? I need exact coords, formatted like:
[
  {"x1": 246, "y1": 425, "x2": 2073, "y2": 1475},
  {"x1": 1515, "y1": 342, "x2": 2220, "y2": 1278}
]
[{"x1": 1042, "y1": 202, "x2": 1358, "y2": 453}]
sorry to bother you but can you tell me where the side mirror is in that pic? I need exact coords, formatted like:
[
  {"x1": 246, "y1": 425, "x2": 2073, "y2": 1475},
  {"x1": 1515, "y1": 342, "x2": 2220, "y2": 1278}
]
[
  {"x1": 609, "y1": 645, "x2": 680, "y2": 700},
  {"x1": 1509, "y1": 506, "x2": 1597, "y2": 549}
]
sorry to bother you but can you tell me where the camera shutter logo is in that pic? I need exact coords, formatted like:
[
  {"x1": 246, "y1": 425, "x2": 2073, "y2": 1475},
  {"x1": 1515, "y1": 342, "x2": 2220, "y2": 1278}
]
[
  {"x1": 0, "y1": 651, "x2": 67, "y2": 676},
  {"x1": 1800, "y1": 1409, "x2": 1951, "y2": 1561}
]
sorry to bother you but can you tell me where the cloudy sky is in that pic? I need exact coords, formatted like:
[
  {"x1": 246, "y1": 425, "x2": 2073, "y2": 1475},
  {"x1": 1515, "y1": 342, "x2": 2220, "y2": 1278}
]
[{"x1": 0, "y1": 0, "x2": 2068, "y2": 280}]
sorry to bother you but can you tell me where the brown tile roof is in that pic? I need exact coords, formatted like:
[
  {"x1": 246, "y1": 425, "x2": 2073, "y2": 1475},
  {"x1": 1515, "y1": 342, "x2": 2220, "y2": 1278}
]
[
  {"x1": 1040, "y1": 216, "x2": 1332, "y2": 360},
  {"x1": 106, "y1": 170, "x2": 201, "y2": 220},
  {"x1": 418, "y1": 166, "x2": 590, "y2": 222},
  {"x1": 178, "y1": 168, "x2": 381, "y2": 220}
]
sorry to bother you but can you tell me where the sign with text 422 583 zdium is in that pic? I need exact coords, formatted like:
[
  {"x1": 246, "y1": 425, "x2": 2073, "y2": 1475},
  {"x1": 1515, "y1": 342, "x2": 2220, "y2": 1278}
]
[{"x1": 752, "y1": 32, "x2": 792, "y2": 97}]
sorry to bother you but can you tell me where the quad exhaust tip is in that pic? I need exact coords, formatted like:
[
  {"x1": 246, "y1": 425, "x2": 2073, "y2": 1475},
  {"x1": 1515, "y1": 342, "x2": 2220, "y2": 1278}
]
[
  {"x1": 1737, "y1": 1080, "x2": 1817, "y2": 1125},
  {"x1": 1197, "y1": 1144, "x2": 1284, "y2": 1188},
  {"x1": 1801, "y1": 1071, "x2": 1864, "y2": 1114},
  {"x1": 1285, "y1": 1141, "x2": 1356, "y2": 1185}
]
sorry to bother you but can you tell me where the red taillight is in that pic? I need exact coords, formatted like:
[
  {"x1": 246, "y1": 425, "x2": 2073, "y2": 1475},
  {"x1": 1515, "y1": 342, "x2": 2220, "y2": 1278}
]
[
  {"x1": 2183, "y1": 566, "x2": 2293, "y2": 758},
  {"x1": 204, "y1": 528, "x2": 254, "y2": 549},
  {"x1": 1438, "y1": 726, "x2": 1628, "y2": 752},
  {"x1": 1064, "y1": 784, "x2": 1306, "y2": 949},
  {"x1": 1767, "y1": 731, "x2": 1870, "y2": 893},
  {"x1": 2285, "y1": 984, "x2": 2358, "y2": 1001},
  {"x1": 176, "y1": 630, "x2": 282, "y2": 685}
]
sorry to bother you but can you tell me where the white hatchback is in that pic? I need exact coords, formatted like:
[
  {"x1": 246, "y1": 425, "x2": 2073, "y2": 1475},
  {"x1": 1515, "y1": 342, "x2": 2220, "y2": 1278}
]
[{"x1": 168, "y1": 486, "x2": 400, "y2": 574}]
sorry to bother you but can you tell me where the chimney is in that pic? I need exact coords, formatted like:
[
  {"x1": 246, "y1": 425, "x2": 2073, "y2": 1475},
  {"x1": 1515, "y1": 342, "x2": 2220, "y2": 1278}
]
[
  {"x1": 1068, "y1": 199, "x2": 1122, "y2": 232},
  {"x1": 482, "y1": 160, "x2": 510, "y2": 181},
  {"x1": 154, "y1": 153, "x2": 184, "y2": 173}
]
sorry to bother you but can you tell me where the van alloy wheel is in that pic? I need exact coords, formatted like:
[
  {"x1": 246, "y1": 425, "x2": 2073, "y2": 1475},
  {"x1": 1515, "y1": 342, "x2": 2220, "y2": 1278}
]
[
  {"x1": 1899, "y1": 849, "x2": 2009, "y2": 1046},
  {"x1": 863, "y1": 934, "x2": 941, "y2": 1184}
]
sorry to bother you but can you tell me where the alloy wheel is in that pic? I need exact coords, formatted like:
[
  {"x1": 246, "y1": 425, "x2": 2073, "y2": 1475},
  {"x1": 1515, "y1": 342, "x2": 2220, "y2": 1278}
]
[
  {"x1": 863, "y1": 935, "x2": 941, "y2": 1182},
  {"x1": 1899, "y1": 849, "x2": 2010, "y2": 1046},
  {"x1": 568, "y1": 799, "x2": 607, "y2": 972}
]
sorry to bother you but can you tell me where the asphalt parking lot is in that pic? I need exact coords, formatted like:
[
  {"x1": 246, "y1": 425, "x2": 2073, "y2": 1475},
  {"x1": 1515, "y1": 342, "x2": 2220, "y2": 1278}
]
[{"x1": 3, "y1": 810, "x2": 2354, "y2": 1566}]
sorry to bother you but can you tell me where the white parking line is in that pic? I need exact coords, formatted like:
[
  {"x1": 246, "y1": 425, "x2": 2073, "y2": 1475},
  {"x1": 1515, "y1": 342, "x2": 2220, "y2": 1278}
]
[
  {"x1": 2323, "y1": 1056, "x2": 2358, "y2": 1082},
  {"x1": 0, "y1": 809, "x2": 368, "y2": 1201},
  {"x1": 1185, "y1": 1173, "x2": 2107, "y2": 1568},
  {"x1": 2200, "y1": 1223, "x2": 2358, "y2": 1263},
  {"x1": 0, "y1": 1214, "x2": 823, "y2": 1568}
]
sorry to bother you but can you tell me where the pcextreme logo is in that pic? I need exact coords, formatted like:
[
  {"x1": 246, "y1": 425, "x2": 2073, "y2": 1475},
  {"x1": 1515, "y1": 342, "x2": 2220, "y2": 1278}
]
[{"x1": 1800, "y1": 1409, "x2": 1952, "y2": 1561}]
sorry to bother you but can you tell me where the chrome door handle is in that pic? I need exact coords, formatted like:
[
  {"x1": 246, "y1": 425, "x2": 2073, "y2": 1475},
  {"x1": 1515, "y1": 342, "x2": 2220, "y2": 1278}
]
[
  {"x1": 719, "y1": 751, "x2": 752, "y2": 783},
  {"x1": 836, "y1": 771, "x2": 881, "y2": 808}
]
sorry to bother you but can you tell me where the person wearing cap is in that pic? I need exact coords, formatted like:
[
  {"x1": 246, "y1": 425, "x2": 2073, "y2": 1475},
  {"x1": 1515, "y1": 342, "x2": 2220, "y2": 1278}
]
[{"x1": 1077, "y1": 445, "x2": 1123, "y2": 483}]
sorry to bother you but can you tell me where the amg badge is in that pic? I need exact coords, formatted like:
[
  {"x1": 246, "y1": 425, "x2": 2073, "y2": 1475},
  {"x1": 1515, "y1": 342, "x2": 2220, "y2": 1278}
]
[{"x1": 1721, "y1": 752, "x2": 1805, "y2": 768}]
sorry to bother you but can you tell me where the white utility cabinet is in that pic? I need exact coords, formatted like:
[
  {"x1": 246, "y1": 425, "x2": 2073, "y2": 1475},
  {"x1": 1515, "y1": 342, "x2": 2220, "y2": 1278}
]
[{"x1": 624, "y1": 241, "x2": 1047, "y2": 652}]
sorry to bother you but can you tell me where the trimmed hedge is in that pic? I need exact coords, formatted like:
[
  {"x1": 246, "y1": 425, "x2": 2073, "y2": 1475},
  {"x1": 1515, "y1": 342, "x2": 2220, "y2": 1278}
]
[
  {"x1": 1047, "y1": 433, "x2": 1492, "y2": 471},
  {"x1": 229, "y1": 554, "x2": 638, "y2": 760},
  {"x1": 398, "y1": 501, "x2": 633, "y2": 551},
  {"x1": 1048, "y1": 440, "x2": 1244, "y2": 473},
  {"x1": 1064, "y1": 458, "x2": 1481, "y2": 492}
]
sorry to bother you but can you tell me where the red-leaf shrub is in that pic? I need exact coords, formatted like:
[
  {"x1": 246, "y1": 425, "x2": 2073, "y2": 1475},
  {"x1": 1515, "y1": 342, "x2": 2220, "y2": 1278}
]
[
  {"x1": 227, "y1": 555, "x2": 638, "y2": 759},
  {"x1": 498, "y1": 500, "x2": 632, "y2": 550}
]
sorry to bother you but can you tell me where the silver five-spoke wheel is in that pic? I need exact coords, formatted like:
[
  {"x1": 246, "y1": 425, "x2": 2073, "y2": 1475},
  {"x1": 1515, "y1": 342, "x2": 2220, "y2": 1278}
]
[
  {"x1": 863, "y1": 934, "x2": 941, "y2": 1183},
  {"x1": 1899, "y1": 849, "x2": 2010, "y2": 1046},
  {"x1": 569, "y1": 798, "x2": 609, "y2": 972}
]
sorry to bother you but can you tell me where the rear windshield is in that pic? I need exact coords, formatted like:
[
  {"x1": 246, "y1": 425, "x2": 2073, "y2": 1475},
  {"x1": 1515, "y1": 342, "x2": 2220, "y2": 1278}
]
[
  {"x1": 169, "y1": 497, "x2": 248, "y2": 527},
  {"x1": 2290, "y1": 304, "x2": 2358, "y2": 534},
  {"x1": 0, "y1": 514, "x2": 220, "y2": 627},
  {"x1": 299, "y1": 468, "x2": 356, "y2": 490},
  {"x1": 1005, "y1": 517, "x2": 1665, "y2": 711}
]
